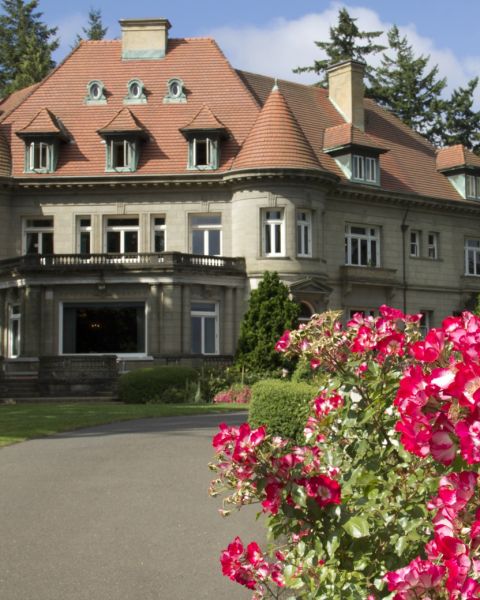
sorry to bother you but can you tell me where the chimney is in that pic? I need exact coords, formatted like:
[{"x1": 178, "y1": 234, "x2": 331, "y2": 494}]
[
  {"x1": 327, "y1": 60, "x2": 365, "y2": 131},
  {"x1": 120, "y1": 18, "x2": 171, "y2": 60}
]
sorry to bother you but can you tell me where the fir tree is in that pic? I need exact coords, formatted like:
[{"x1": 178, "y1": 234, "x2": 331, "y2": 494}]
[
  {"x1": 434, "y1": 78, "x2": 480, "y2": 153},
  {"x1": 294, "y1": 8, "x2": 385, "y2": 85},
  {"x1": 74, "y1": 8, "x2": 107, "y2": 47},
  {"x1": 0, "y1": 0, "x2": 58, "y2": 96},
  {"x1": 368, "y1": 25, "x2": 446, "y2": 143},
  {"x1": 235, "y1": 271, "x2": 300, "y2": 373}
]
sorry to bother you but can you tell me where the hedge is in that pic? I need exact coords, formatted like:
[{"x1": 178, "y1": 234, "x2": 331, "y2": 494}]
[
  {"x1": 248, "y1": 379, "x2": 317, "y2": 443},
  {"x1": 118, "y1": 365, "x2": 199, "y2": 404}
]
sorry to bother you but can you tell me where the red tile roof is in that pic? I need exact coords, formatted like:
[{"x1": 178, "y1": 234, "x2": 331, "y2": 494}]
[
  {"x1": 16, "y1": 107, "x2": 65, "y2": 136},
  {"x1": 98, "y1": 107, "x2": 146, "y2": 135},
  {"x1": 180, "y1": 104, "x2": 226, "y2": 133},
  {"x1": 232, "y1": 84, "x2": 321, "y2": 171},
  {"x1": 436, "y1": 144, "x2": 480, "y2": 171},
  {"x1": 323, "y1": 123, "x2": 387, "y2": 153}
]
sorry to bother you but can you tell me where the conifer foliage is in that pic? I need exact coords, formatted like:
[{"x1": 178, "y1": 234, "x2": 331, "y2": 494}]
[
  {"x1": 368, "y1": 26, "x2": 446, "y2": 143},
  {"x1": 436, "y1": 78, "x2": 480, "y2": 153},
  {"x1": 294, "y1": 8, "x2": 385, "y2": 85},
  {"x1": 235, "y1": 271, "x2": 300, "y2": 372},
  {"x1": 0, "y1": 0, "x2": 58, "y2": 96},
  {"x1": 74, "y1": 8, "x2": 108, "y2": 46}
]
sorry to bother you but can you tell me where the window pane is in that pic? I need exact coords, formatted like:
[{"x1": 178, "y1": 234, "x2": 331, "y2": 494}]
[
  {"x1": 192, "y1": 303, "x2": 216, "y2": 312},
  {"x1": 266, "y1": 210, "x2": 281, "y2": 220},
  {"x1": 360, "y1": 239, "x2": 368, "y2": 265},
  {"x1": 11, "y1": 319, "x2": 19, "y2": 357},
  {"x1": 265, "y1": 224, "x2": 271, "y2": 254},
  {"x1": 26, "y1": 232, "x2": 39, "y2": 254},
  {"x1": 124, "y1": 231, "x2": 138, "y2": 253},
  {"x1": 154, "y1": 231, "x2": 165, "y2": 252},
  {"x1": 350, "y1": 226, "x2": 366, "y2": 235},
  {"x1": 208, "y1": 230, "x2": 221, "y2": 255},
  {"x1": 191, "y1": 317, "x2": 202, "y2": 353},
  {"x1": 204, "y1": 317, "x2": 216, "y2": 354},
  {"x1": 107, "y1": 231, "x2": 120, "y2": 253},
  {"x1": 192, "y1": 230, "x2": 204, "y2": 254},
  {"x1": 80, "y1": 232, "x2": 90, "y2": 254},
  {"x1": 107, "y1": 218, "x2": 138, "y2": 227},
  {"x1": 42, "y1": 232, "x2": 54, "y2": 254},
  {"x1": 351, "y1": 238, "x2": 359, "y2": 264},
  {"x1": 370, "y1": 240, "x2": 377, "y2": 266},
  {"x1": 195, "y1": 140, "x2": 208, "y2": 166},
  {"x1": 191, "y1": 215, "x2": 220, "y2": 227}
]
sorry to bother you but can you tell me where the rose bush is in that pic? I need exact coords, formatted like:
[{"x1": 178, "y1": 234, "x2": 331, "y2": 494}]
[{"x1": 209, "y1": 307, "x2": 480, "y2": 599}]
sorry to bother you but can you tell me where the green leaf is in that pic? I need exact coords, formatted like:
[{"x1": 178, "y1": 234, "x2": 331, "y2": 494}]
[{"x1": 343, "y1": 516, "x2": 370, "y2": 538}]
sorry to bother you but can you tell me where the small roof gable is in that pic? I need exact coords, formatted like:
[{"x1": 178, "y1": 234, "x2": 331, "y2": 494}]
[
  {"x1": 16, "y1": 107, "x2": 67, "y2": 139},
  {"x1": 323, "y1": 123, "x2": 388, "y2": 154},
  {"x1": 232, "y1": 84, "x2": 321, "y2": 172},
  {"x1": 180, "y1": 104, "x2": 227, "y2": 135},
  {"x1": 436, "y1": 144, "x2": 480, "y2": 172},
  {"x1": 97, "y1": 107, "x2": 146, "y2": 137}
]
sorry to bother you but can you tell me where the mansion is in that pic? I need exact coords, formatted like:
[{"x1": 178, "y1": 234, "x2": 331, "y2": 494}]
[{"x1": 1, "y1": 17, "x2": 480, "y2": 369}]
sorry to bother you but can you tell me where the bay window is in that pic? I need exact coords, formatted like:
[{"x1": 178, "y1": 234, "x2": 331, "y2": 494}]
[{"x1": 345, "y1": 224, "x2": 380, "y2": 267}]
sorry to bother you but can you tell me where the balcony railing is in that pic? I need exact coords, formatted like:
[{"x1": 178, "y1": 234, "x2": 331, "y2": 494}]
[{"x1": 0, "y1": 252, "x2": 246, "y2": 275}]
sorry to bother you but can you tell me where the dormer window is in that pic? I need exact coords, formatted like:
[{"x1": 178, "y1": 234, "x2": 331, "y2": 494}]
[
  {"x1": 27, "y1": 141, "x2": 52, "y2": 172},
  {"x1": 436, "y1": 146, "x2": 480, "y2": 200},
  {"x1": 86, "y1": 80, "x2": 106, "y2": 105},
  {"x1": 466, "y1": 175, "x2": 480, "y2": 200},
  {"x1": 124, "y1": 79, "x2": 146, "y2": 105},
  {"x1": 107, "y1": 139, "x2": 137, "y2": 172},
  {"x1": 164, "y1": 78, "x2": 186, "y2": 104},
  {"x1": 352, "y1": 155, "x2": 379, "y2": 184},
  {"x1": 190, "y1": 137, "x2": 217, "y2": 169}
]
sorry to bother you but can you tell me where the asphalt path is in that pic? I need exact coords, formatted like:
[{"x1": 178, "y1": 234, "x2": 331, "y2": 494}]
[{"x1": 0, "y1": 412, "x2": 266, "y2": 600}]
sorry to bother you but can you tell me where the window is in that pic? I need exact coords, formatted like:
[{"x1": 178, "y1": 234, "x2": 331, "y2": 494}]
[
  {"x1": 77, "y1": 217, "x2": 92, "y2": 254},
  {"x1": 420, "y1": 311, "x2": 433, "y2": 337},
  {"x1": 105, "y1": 218, "x2": 139, "y2": 254},
  {"x1": 189, "y1": 137, "x2": 218, "y2": 169},
  {"x1": 466, "y1": 175, "x2": 480, "y2": 200},
  {"x1": 345, "y1": 224, "x2": 380, "y2": 267},
  {"x1": 85, "y1": 80, "x2": 106, "y2": 104},
  {"x1": 164, "y1": 78, "x2": 186, "y2": 104},
  {"x1": 263, "y1": 210, "x2": 285, "y2": 257},
  {"x1": 191, "y1": 302, "x2": 218, "y2": 355},
  {"x1": 107, "y1": 139, "x2": 137, "y2": 172},
  {"x1": 427, "y1": 232, "x2": 439, "y2": 259},
  {"x1": 24, "y1": 218, "x2": 53, "y2": 254},
  {"x1": 352, "y1": 155, "x2": 379, "y2": 184},
  {"x1": 298, "y1": 302, "x2": 314, "y2": 324},
  {"x1": 191, "y1": 214, "x2": 221, "y2": 256},
  {"x1": 297, "y1": 211, "x2": 312, "y2": 257},
  {"x1": 8, "y1": 304, "x2": 21, "y2": 358},
  {"x1": 465, "y1": 239, "x2": 480, "y2": 276},
  {"x1": 152, "y1": 217, "x2": 166, "y2": 252},
  {"x1": 125, "y1": 79, "x2": 146, "y2": 104},
  {"x1": 410, "y1": 230, "x2": 421, "y2": 257},
  {"x1": 26, "y1": 141, "x2": 53, "y2": 172}
]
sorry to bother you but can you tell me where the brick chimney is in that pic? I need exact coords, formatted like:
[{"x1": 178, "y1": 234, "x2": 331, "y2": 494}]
[
  {"x1": 120, "y1": 18, "x2": 171, "y2": 60},
  {"x1": 327, "y1": 60, "x2": 365, "y2": 131}
]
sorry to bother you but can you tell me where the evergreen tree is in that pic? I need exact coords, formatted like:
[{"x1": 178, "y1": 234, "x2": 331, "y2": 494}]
[
  {"x1": 74, "y1": 8, "x2": 107, "y2": 46},
  {"x1": 434, "y1": 78, "x2": 480, "y2": 153},
  {"x1": 235, "y1": 271, "x2": 300, "y2": 372},
  {"x1": 368, "y1": 25, "x2": 446, "y2": 143},
  {"x1": 0, "y1": 0, "x2": 59, "y2": 96},
  {"x1": 294, "y1": 8, "x2": 385, "y2": 85}
]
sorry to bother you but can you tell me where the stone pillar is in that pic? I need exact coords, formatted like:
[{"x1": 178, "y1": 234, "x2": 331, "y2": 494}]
[
  {"x1": 160, "y1": 284, "x2": 182, "y2": 354},
  {"x1": 0, "y1": 289, "x2": 5, "y2": 356},
  {"x1": 22, "y1": 286, "x2": 42, "y2": 356},
  {"x1": 223, "y1": 287, "x2": 234, "y2": 355},
  {"x1": 182, "y1": 285, "x2": 191, "y2": 354},
  {"x1": 91, "y1": 213, "x2": 102, "y2": 253},
  {"x1": 41, "y1": 288, "x2": 55, "y2": 355},
  {"x1": 148, "y1": 284, "x2": 159, "y2": 354}
]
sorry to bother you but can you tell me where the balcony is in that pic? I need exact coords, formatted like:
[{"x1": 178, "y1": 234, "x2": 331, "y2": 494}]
[
  {"x1": 340, "y1": 265, "x2": 399, "y2": 298},
  {"x1": 0, "y1": 252, "x2": 246, "y2": 277}
]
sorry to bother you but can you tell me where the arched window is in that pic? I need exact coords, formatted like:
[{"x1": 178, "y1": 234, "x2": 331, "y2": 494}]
[
  {"x1": 298, "y1": 301, "x2": 314, "y2": 324},
  {"x1": 85, "y1": 80, "x2": 106, "y2": 105}
]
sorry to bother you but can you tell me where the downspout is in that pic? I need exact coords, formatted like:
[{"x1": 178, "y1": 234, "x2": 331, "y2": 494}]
[{"x1": 401, "y1": 210, "x2": 409, "y2": 313}]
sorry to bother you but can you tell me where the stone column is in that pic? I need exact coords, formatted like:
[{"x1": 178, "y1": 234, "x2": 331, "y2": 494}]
[
  {"x1": 160, "y1": 284, "x2": 182, "y2": 355},
  {"x1": 148, "y1": 284, "x2": 159, "y2": 355},
  {"x1": 41, "y1": 288, "x2": 55, "y2": 355},
  {"x1": 22, "y1": 286, "x2": 42, "y2": 356},
  {"x1": 223, "y1": 287, "x2": 234, "y2": 355},
  {"x1": 181, "y1": 285, "x2": 191, "y2": 355}
]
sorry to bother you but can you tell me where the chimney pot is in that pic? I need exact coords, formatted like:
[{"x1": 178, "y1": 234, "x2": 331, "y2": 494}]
[{"x1": 120, "y1": 18, "x2": 171, "y2": 60}]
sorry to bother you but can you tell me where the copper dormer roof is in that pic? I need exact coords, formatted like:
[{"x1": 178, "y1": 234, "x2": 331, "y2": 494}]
[{"x1": 232, "y1": 83, "x2": 321, "y2": 171}]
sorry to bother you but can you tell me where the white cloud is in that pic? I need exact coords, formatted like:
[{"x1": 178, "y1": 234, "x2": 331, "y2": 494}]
[{"x1": 208, "y1": 2, "x2": 480, "y2": 104}]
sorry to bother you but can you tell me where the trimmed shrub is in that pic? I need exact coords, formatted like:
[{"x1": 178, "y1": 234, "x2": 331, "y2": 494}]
[
  {"x1": 118, "y1": 365, "x2": 199, "y2": 404},
  {"x1": 248, "y1": 379, "x2": 317, "y2": 442},
  {"x1": 213, "y1": 384, "x2": 251, "y2": 405}
]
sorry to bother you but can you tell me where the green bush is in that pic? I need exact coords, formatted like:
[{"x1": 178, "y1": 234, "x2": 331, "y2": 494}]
[
  {"x1": 118, "y1": 366, "x2": 199, "y2": 404},
  {"x1": 248, "y1": 379, "x2": 317, "y2": 442}
]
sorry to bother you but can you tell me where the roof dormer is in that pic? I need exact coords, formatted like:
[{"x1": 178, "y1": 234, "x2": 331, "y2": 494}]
[
  {"x1": 436, "y1": 145, "x2": 480, "y2": 200},
  {"x1": 97, "y1": 108, "x2": 147, "y2": 172},
  {"x1": 180, "y1": 104, "x2": 228, "y2": 170},
  {"x1": 323, "y1": 123, "x2": 387, "y2": 186}
]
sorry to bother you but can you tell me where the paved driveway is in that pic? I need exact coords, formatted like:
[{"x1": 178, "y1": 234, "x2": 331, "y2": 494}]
[{"x1": 0, "y1": 412, "x2": 264, "y2": 600}]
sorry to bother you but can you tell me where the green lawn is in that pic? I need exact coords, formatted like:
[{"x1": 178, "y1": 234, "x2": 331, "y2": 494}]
[{"x1": 0, "y1": 402, "x2": 247, "y2": 447}]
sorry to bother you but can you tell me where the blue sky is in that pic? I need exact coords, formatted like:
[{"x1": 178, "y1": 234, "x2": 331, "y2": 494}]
[{"x1": 23, "y1": 1, "x2": 480, "y2": 98}]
